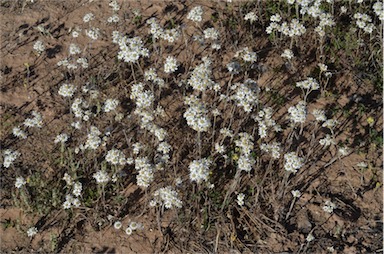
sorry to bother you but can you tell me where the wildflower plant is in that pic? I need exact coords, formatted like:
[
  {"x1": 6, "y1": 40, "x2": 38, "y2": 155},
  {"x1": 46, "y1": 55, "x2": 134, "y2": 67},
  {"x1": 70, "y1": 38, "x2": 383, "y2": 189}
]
[{"x1": 3, "y1": 1, "x2": 382, "y2": 253}]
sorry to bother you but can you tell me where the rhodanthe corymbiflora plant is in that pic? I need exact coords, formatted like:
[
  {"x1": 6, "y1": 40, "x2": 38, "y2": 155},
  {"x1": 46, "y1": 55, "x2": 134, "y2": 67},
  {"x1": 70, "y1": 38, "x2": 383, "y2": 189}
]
[{"x1": 1, "y1": 0, "x2": 382, "y2": 252}]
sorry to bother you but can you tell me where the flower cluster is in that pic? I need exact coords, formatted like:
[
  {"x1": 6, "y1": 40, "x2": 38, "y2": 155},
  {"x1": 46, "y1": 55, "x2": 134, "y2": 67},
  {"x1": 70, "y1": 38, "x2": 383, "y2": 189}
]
[
  {"x1": 319, "y1": 134, "x2": 335, "y2": 147},
  {"x1": 33, "y1": 40, "x2": 45, "y2": 54},
  {"x1": 85, "y1": 27, "x2": 100, "y2": 40},
  {"x1": 353, "y1": 12, "x2": 375, "y2": 34},
  {"x1": 237, "y1": 193, "x2": 245, "y2": 206},
  {"x1": 116, "y1": 36, "x2": 149, "y2": 63},
  {"x1": 83, "y1": 13, "x2": 94, "y2": 23},
  {"x1": 322, "y1": 200, "x2": 336, "y2": 213},
  {"x1": 15, "y1": 176, "x2": 26, "y2": 188},
  {"x1": 281, "y1": 49, "x2": 294, "y2": 60},
  {"x1": 189, "y1": 158, "x2": 212, "y2": 184},
  {"x1": 266, "y1": 18, "x2": 306, "y2": 37},
  {"x1": 146, "y1": 18, "x2": 180, "y2": 43},
  {"x1": 151, "y1": 186, "x2": 183, "y2": 209},
  {"x1": 144, "y1": 68, "x2": 165, "y2": 88},
  {"x1": 312, "y1": 109, "x2": 326, "y2": 122},
  {"x1": 27, "y1": 227, "x2": 38, "y2": 238},
  {"x1": 63, "y1": 194, "x2": 81, "y2": 209},
  {"x1": 296, "y1": 78, "x2": 320, "y2": 91},
  {"x1": 23, "y1": 111, "x2": 43, "y2": 128},
  {"x1": 3, "y1": 149, "x2": 20, "y2": 168},
  {"x1": 12, "y1": 126, "x2": 27, "y2": 139},
  {"x1": 253, "y1": 107, "x2": 280, "y2": 139},
  {"x1": 187, "y1": 57, "x2": 215, "y2": 92},
  {"x1": 106, "y1": 149, "x2": 127, "y2": 165},
  {"x1": 125, "y1": 221, "x2": 143, "y2": 235},
  {"x1": 284, "y1": 152, "x2": 304, "y2": 174},
  {"x1": 58, "y1": 83, "x2": 76, "y2": 98},
  {"x1": 231, "y1": 79, "x2": 259, "y2": 113},
  {"x1": 235, "y1": 132, "x2": 255, "y2": 172},
  {"x1": 131, "y1": 83, "x2": 154, "y2": 109},
  {"x1": 203, "y1": 27, "x2": 219, "y2": 40},
  {"x1": 84, "y1": 126, "x2": 103, "y2": 150},
  {"x1": 288, "y1": 101, "x2": 307, "y2": 124},
  {"x1": 135, "y1": 157, "x2": 154, "y2": 188},
  {"x1": 54, "y1": 133, "x2": 69, "y2": 144},
  {"x1": 93, "y1": 170, "x2": 110, "y2": 184},
  {"x1": 260, "y1": 142, "x2": 281, "y2": 159},
  {"x1": 244, "y1": 12, "x2": 257, "y2": 23},
  {"x1": 103, "y1": 98, "x2": 119, "y2": 113},
  {"x1": 373, "y1": 2, "x2": 384, "y2": 21},
  {"x1": 234, "y1": 47, "x2": 257, "y2": 63},
  {"x1": 183, "y1": 95, "x2": 211, "y2": 132},
  {"x1": 164, "y1": 56, "x2": 178, "y2": 74},
  {"x1": 187, "y1": 6, "x2": 203, "y2": 23}
]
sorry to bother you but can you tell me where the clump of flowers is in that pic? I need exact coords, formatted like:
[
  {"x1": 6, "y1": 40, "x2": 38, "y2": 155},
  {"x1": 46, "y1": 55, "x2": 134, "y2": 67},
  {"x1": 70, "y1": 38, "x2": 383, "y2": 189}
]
[
  {"x1": 27, "y1": 227, "x2": 38, "y2": 238},
  {"x1": 187, "y1": 6, "x2": 203, "y2": 23},
  {"x1": 23, "y1": 111, "x2": 43, "y2": 128},
  {"x1": 58, "y1": 83, "x2": 76, "y2": 98},
  {"x1": 105, "y1": 149, "x2": 126, "y2": 165},
  {"x1": 234, "y1": 47, "x2": 257, "y2": 63},
  {"x1": 103, "y1": 98, "x2": 119, "y2": 113},
  {"x1": 164, "y1": 56, "x2": 178, "y2": 74},
  {"x1": 322, "y1": 200, "x2": 336, "y2": 213},
  {"x1": 284, "y1": 152, "x2": 304, "y2": 174},
  {"x1": 373, "y1": 1, "x2": 384, "y2": 21},
  {"x1": 15, "y1": 176, "x2": 26, "y2": 188},
  {"x1": 353, "y1": 12, "x2": 375, "y2": 34},
  {"x1": 281, "y1": 49, "x2": 294, "y2": 60},
  {"x1": 3, "y1": 149, "x2": 20, "y2": 168},
  {"x1": 253, "y1": 107, "x2": 281, "y2": 139},
  {"x1": 151, "y1": 186, "x2": 183, "y2": 209},
  {"x1": 54, "y1": 133, "x2": 69, "y2": 144},
  {"x1": 244, "y1": 12, "x2": 257, "y2": 23},
  {"x1": 135, "y1": 157, "x2": 154, "y2": 188},
  {"x1": 125, "y1": 221, "x2": 143, "y2": 236},
  {"x1": 189, "y1": 158, "x2": 212, "y2": 184},
  {"x1": 237, "y1": 193, "x2": 245, "y2": 206},
  {"x1": 187, "y1": 57, "x2": 215, "y2": 92},
  {"x1": 231, "y1": 79, "x2": 259, "y2": 113},
  {"x1": 183, "y1": 95, "x2": 211, "y2": 133},
  {"x1": 287, "y1": 101, "x2": 307, "y2": 124},
  {"x1": 260, "y1": 142, "x2": 281, "y2": 159},
  {"x1": 116, "y1": 36, "x2": 149, "y2": 63},
  {"x1": 12, "y1": 126, "x2": 27, "y2": 139},
  {"x1": 93, "y1": 170, "x2": 110, "y2": 184},
  {"x1": 33, "y1": 40, "x2": 45, "y2": 54},
  {"x1": 235, "y1": 132, "x2": 255, "y2": 172}
]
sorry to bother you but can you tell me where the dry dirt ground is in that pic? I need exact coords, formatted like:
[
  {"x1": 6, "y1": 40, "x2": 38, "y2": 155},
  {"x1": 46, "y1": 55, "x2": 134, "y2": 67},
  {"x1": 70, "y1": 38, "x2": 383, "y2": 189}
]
[{"x1": 0, "y1": 0, "x2": 383, "y2": 253}]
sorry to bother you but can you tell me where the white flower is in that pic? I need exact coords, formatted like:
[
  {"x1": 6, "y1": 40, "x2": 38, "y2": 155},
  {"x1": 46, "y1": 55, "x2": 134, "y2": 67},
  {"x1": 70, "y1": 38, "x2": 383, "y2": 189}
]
[
  {"x1": 109, "y1": 0, "x2": 120, "y2": 11},
  {"x1": 114, "y1": 221, "x2": 122, "y2": 230},
  {"x1": 288, "y1": 101, "x2": 307, "y2": 124},
  {"x1": 164, "y1": 56, "x2": 178, "y2": 74},
  {"x1": 312, "y1": 109, "x2": 326, "y2": 122},
  {"x1": 281, "y1": 49, "x2": 294, "y2": 60},
  {"x1": 15, "y1": 177, "x2": 26, "y2": 188},
  {"x1": 27, "y1": 227, "x2": 38, "y2": 238},
  {"x1": 3, "y1": 149, "x2": 20, "y2": 168},
  {"x1": 237, "y1": 193, "x2": 245, "y2": 206},
  {"x1": 125, "y1": 227, "x2": 133, "y2": 235},
  {"x1": 187, "y1": 6, "x2": 203, "y2": 23},
  {"x1": 183, "y1": 96, "x2": 211, "y2": 132},
  {"x1": 135, "y1": 157, "x2": 154, "y2": 188},
  {"x1": 104, "y1": 98, "x2": 119, "y2": 112},
  {"x1": 105, "y1": 149, "x2": 126, "y2": 165},
  {"x1": 203, "y1": 27, "x2": 219, "y2": 40},
  {"x1": 338, "y1": 146, "x2": 349, "y2": 156},
  {"x1": 153, "y1": 186, "x2": 183, "y2": 209},
  {"x1": 322, "y1": 200, "x2": 336, "y2": 213},
  {"x1": 86, "y1": 27, "x2": 100, "y2": 40},
  {"x1": 319, "y1": 134, "x2": 335, "y2": 147},
  {"x1": 284, "y1": 152, "x2": 304, "y2": 174},
  {"x1": 306, "y1": 233, "x2": 315, "y2": 242},
  {"x1": 93, "y1": 170, "x2": 110, "y2": 184},
  {"x1": 189, "y1": 158, "x2": 212, "y2": 184},
  {"x1": 296, "y1": 77, "x2": 320, "y2": 91},
  {"x1": 54, "y1": 133, "x2": 69, "y2": 144},
  {"x1": 83, "y1": 13, "x2": 94, "y2": 23},
  {"x1": 244, "y1": 12, "x2": 257, "y2": 23},
  {"x1": 69, "y1": 43, "x2": 81, "y2": 55},
  {"x1": 107, "y1": 14, "x2": 120, "y2": 23},
  {"x1": 58, "y1": 83, "x2": 76, "y2": 98},
  {"x1": 12, "y1": 127, "x2": 27, "y2": 139},
  {"x1": 291, "y1": 190, "x2": 301, "y2": 198},
  {"x1": 33, "y1": 40, "x2": 45, "y2": 54}
]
